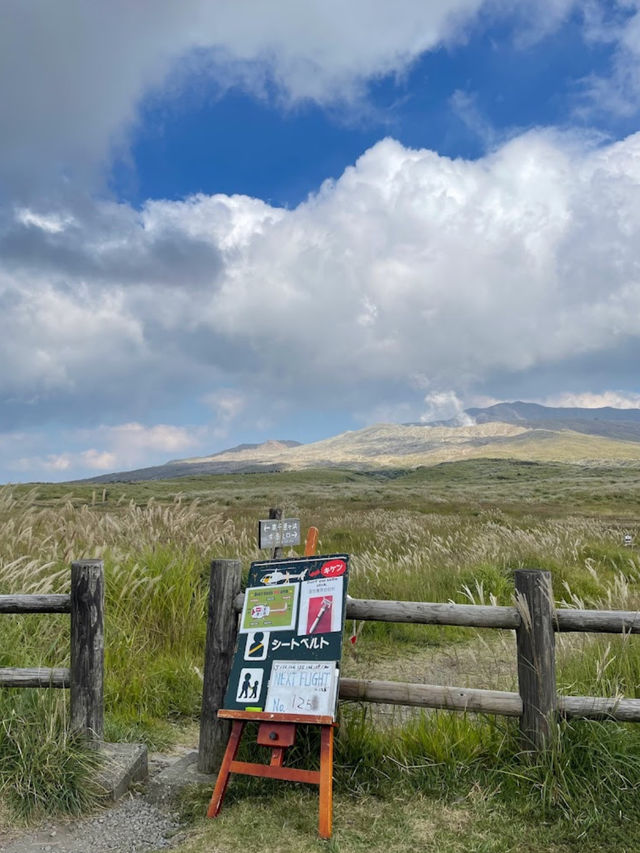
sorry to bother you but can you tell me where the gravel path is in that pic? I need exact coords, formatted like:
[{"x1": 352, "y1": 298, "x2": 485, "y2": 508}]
[
  {"x1": 0, "y1": 797, "x2": 182, "y2": 853},
  {"x1": 0, "y1": 744, "x2": 196, "y2": 853},
  {"x1": 0, "y1": 636, "x2": 529, "y2": 851}
]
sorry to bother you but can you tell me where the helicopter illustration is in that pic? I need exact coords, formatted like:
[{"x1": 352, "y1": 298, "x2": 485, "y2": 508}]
[
  {"x1": 259, "y1": 567, "x2": 308, "y2": 585},
  {"x1": 250, "y1": 601, "x2": 288, "y2": 619}
]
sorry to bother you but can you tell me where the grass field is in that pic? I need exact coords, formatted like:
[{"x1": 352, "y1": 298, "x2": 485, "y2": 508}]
[{"x1": 2, "y1": 459, "x2": 640, "y2": 850}]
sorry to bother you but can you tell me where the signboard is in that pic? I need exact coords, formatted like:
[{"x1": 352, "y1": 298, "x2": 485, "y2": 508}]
[
  {"x1": 223, "y1": 554, "x2": 349, "y2": 721},
  {"x1": 258, "y1": 518, "x2": 301, "y2": 549},
  {"x1": 266, "y1": 661, "x2": 338, "y2": 716},
  {"x1": 241, "y1": 585, "x2": 299, "y2": 632}
]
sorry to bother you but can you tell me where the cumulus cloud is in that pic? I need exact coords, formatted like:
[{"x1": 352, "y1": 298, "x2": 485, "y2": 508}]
[
  {"x1": 2, "y1": 129, "x2": 640, "y2": 444},
  {"x1": 199, "y1": 131, "x2": 640, "y2": 398},
  {"x1": 0, "y1": 271, "x2": 146, "y2": 421}
]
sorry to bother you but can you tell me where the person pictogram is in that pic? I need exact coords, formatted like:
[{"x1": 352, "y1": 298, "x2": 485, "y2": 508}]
[{"x1": 239, "y1": 672, "x2": 252, "y2": 699}]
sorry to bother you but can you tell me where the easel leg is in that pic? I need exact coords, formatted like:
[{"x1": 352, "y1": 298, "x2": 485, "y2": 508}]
[
  {"x1": 318, "y1": 725, "x2": 334, "y2": 839},
  {"x1": 206, "y1": 720, "x2": 245, "y2": 818},
  {"x1": 270, "y1": 747, "x2": 286, "y2": 767}
]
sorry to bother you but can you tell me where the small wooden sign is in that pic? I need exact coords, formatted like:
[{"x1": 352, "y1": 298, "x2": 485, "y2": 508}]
[{"x1": 258, "y1": 518, "x2": 301, "y2": 549}]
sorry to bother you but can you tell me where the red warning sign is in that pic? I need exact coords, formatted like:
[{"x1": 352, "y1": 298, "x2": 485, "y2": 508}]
[{"x1": 321, "y1": 559, "x2": 346, "y2": 578}]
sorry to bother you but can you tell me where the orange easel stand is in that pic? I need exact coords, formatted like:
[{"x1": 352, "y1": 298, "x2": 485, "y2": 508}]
[{"x1": 207, "y1": 710, "x2": 336, "y2": 839}]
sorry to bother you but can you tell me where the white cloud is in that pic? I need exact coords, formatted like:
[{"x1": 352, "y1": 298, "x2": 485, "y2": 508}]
[
  {"x1": 542, "y1": 391, "x2": 640, "y2": 409},
  {"x1": 195, "y1": 131, "x2": 640, "y2": 394},
  {"x1": 3, "y1": 129, "x2": 640, "y2": 469},
  {"x1": 450, "y1": 90, "x2": 499, "y2": 148},
  {"x1": 579, "y1": 1, "x2": 640, "y2": 118},
  {"x1": 7, "y1": 422, "x2": 203, "y2": 478},
  {"x1": 420, "y1": 392, "x2": 476, "y2": 425},
  {"x1": 503, "y1": 0, "x2": 578, "y2": 46},
  {"x1": 0, "y1": 274, "x2": 145, "y2": 400},
  {"x1": 12, "y1": 454, "x2": 72, "y2": 473},
  {"x1": 4, "y1": 1, "x2": 638, "y2": 481},
  {"x1": 80, "y1": 450, "x2": 118, "y2": 471},
  {"x1": 202, "y1": 390, "x2": 247, "y2": 438},
  {"x1": 103, "y1": 423, "x2": 199, "y2": 453},
  {"x1": 76, "y1": 423, "x2": 201, "y2": 462},
  {"x1": 16, "y1": 209, "x2": 73, "y2": 234}
]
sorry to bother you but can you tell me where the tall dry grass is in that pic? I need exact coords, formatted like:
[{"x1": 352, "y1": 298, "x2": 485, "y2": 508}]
[{"x1": 1, "y1": 477, "x2": 640, "y2": 827}]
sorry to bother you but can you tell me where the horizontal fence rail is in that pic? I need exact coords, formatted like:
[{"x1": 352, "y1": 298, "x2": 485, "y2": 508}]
[
  {"x1": 233, "y1": 593, "x2": 640, "y2": 634},
  {"x1": 339, "y1": 678, "x2": 523, "y2": 717},
  {"x1": 560, "y1": 695, "x2": 640, "y2": 721},
  {"x1": 0, "y1": 667, "x2": 71, "y2": 688},
  {"x1": 0, "y1": 594, "x2": 71, "y2": 614},
  {"x1": 555, "y1": 608, "x2": 640, "y2": 634},
  {"x1": 0, "y1": 561, "x2": 104, "y2": 741},
  {"x1": 338, "y1": 679, "x2": 640, "y2": 723},
  {"x1": 342, "y1": 598, "x2": 520, "y2": 628},
  {"x1": 208, "y1": 565, "x2": 640, "y2": 766}
]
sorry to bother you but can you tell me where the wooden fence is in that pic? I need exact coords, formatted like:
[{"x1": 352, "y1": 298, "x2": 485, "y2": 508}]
[
  {"x1": 0, "y1": 559, "x2": 104, "y2": 741},
  {"x1": 198, "y1": 560, "x2": 640, "y2": 772}
]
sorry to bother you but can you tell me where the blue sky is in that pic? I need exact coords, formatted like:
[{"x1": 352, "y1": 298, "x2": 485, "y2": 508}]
[{"x1": 2, "y1": 1, "x2": 640, "y2": 481}]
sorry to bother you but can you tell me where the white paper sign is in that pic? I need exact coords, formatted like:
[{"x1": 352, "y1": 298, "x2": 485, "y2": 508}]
[
  {"x1": 265, "y1": 660, "x2": 339, "y2": 717},
  {"x1": 297, "y1": 577, "x2": 344, "y2": 635}
]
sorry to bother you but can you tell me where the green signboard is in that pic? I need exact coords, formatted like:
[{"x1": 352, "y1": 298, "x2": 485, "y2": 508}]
[{"x1": 223, "y1": 554, "x2": 350, "y2": 720}]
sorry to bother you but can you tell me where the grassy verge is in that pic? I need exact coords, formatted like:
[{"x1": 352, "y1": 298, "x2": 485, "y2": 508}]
[
  {"x1": 175, "y1": 707, "x2": 640, "y2": 853},
  {"x1": 174, "y1": 790, "x2": 640, "y2": 853},
  {"x1": 0, "y1": 690, "x2": 101, "y2": 820}
]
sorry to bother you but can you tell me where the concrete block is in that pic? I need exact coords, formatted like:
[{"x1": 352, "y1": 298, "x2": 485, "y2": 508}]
[
  {"x1": 147, "y1": 751, "x2": 215, "y2": 805},
  {"x1": 95, "y1": 742, "x2": 148, "y2": 801}
]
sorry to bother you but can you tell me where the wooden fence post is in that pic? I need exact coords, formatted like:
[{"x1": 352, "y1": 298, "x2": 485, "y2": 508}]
[
  {"x1": 515, "y1": 569, "x2": 556, "y2": 751},
  {"x1": 269, "y1": 507, "x2": 284, "y2": 559},
  {"x1": 198, "y1": 559, "x2": 242, "y2": 773},
  {"x1": 70, "y1": 559, "x2": 104, "y2": 741}
]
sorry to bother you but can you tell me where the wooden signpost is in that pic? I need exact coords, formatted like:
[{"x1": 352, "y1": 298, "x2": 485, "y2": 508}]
[{"x1": 207, "y1": 551, "x2": 349, "y2": 838}]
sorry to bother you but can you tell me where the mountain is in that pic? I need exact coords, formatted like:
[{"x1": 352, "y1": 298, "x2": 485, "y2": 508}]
[
  {"x1": 167, "y1": 439, "x2": 301, "y2": 463},
  {"x1": 463, "y1": 401, "x2": 640, "y2": 442},
  {"x1": 83, "y1": 405, "x2": 640, "y2": 483},
  {"x1": 86, "y1": 440, "x2": 300, "y2": 483}
]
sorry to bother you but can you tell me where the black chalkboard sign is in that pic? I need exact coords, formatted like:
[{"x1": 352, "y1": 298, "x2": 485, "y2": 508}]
[{"x1": 222, "y1": 554, "x2": 350, "y2": 720}]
